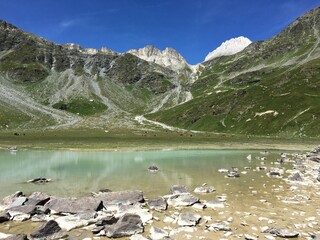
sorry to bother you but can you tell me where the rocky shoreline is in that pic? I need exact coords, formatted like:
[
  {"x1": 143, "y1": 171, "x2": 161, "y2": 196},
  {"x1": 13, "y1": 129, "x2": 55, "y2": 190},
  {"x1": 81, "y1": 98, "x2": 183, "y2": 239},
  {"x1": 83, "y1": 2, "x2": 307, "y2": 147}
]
[{"x1": 0, "y1": 146, "x2": 319, "y2": 240}]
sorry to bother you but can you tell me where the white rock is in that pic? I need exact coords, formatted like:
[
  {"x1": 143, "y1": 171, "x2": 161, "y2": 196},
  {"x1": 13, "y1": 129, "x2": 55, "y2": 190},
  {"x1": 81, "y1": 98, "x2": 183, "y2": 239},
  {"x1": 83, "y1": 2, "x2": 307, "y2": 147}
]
[
  {"x1": 149, "y1": 226, "x2": 169, "y2": 240},
  {"x1": 204, "y1": 36, "x2": 252, "y2": 61},
  {"x1": 130, "y1": 235, "x2": 148, "y2": 240}
]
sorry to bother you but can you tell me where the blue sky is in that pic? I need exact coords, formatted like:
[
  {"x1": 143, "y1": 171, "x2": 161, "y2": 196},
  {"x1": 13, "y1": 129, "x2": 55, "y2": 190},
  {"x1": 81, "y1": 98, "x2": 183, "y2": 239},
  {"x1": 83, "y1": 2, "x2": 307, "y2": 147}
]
[{"x1": 0, "y1": 0, "x2": 319, "y2": 64}]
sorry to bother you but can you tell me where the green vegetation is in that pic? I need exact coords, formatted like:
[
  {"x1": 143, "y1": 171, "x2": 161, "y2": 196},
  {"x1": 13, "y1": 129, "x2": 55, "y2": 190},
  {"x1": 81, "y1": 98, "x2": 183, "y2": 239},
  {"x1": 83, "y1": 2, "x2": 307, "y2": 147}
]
[
  {"x1": 52, "y1": 98, "x2": 107, "y2": 116},
  {"x1": 0, "y1": 129, "x2": 318, "y2": 151}
]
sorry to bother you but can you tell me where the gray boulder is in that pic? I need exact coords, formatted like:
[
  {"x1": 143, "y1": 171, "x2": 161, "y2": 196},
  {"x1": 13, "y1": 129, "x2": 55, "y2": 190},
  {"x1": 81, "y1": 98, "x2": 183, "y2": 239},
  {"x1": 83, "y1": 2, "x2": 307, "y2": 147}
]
[
  {"x1": 177, "y1": 212, "x2": 201, "y2": 226},
  {"x1": 25, "y1": 192, "x2": 50, "y2": 206},
  {"x1": 7, "y1": 205, "x2": 36, "y2": 215},
  {"x1": 0, "y1": 192, "x2": 24, "y2": 208},
  {"x1": 44, "y1": 197, "x2": 103, "y2": 214},
  {"x1": 148, "y1": 197, "x2": 167, "y2": 211},
  {"x1": 96, "y1": 190, "x2": 144, "y2": 206},
  {"x1": 167, "y1": 193, "x2": 199, "y2": 207},
  {"x1": 170, "y1": 185, "x2": 189, "y2": 194},
  {"x1": 30, "y1": 220, "x2": 68, "y2": 240},
  {"x1": 106, "y1": 213, "x2": 144, "y2": 238}
]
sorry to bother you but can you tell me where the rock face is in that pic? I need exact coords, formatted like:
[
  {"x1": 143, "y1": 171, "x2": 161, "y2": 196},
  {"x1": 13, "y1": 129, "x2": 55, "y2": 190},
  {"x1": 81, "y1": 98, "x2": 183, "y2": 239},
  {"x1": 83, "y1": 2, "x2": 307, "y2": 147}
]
[
  {"x1": 105, "y1": 213, "x2": 144, "y2": 238},
  {"x1": 30, "y1": 220, "x2": 68, "y2": 240},
  {"x1": 204, "y1": 36, "x2": 252, "y2": 61},
  {"x1": 128, "y1": 45, "x2": 190, "y2": 72}
]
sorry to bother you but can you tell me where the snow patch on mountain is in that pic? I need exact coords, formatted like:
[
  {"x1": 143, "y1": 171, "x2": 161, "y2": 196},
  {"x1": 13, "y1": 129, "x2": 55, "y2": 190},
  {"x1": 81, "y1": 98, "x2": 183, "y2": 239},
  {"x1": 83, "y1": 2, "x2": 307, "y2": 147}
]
[
  {"x1": 127, "y1": 45, "x2": 189, "y2": 72},
  {"x1": 204, "y1": 36, "x2": 252, "y2": 62}
]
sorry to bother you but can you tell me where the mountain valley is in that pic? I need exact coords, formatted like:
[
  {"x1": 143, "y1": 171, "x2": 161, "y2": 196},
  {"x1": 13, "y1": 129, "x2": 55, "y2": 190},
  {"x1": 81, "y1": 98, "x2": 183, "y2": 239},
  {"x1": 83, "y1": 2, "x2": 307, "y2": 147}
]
[{"x1": 0, "y1": 6, "x2": 319, "y2": 137}]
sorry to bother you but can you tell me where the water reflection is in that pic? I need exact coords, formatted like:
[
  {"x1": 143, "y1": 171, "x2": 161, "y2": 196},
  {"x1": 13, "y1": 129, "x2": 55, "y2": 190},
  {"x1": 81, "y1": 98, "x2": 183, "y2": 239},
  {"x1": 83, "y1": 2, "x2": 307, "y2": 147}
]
[{"x1": 0, "y1": 150, "x2": 277, "y2": 199}]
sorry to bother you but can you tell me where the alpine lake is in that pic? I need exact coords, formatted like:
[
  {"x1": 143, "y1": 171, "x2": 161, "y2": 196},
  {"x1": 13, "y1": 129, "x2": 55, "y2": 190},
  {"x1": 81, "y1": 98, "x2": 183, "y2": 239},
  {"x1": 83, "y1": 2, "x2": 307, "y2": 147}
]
[{"x1": 0, "y1": 148, "x2": 319, "y2": 239}]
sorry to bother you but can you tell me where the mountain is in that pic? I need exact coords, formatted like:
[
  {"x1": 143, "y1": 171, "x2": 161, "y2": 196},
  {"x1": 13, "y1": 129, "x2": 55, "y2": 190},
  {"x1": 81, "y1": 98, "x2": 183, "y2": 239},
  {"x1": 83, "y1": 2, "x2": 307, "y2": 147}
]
[
  {"x1": 0, "y1": 20, "x2": 190, "y2": 130},
  {"x1": 204, "y1": 36, "x2": 252, "y2": 61},
  {"x1": 128, "y1": 45, "x2": 188, "y2": 72},
  {"x1": 148, "y1": 6, "x2": 320, "y2": 137},
  {"x1": 0, "y1": 6, "x2": 319, "y2": 137}
]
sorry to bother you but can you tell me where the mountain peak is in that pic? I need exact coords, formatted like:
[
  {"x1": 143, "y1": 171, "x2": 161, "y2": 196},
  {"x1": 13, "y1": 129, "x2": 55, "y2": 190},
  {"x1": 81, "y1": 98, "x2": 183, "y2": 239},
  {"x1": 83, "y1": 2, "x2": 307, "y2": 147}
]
[
  {"x1": 204, "y1": 36, "x2": 252, "y2": 62},
  {"x1": 128, "y1": 45, "x2": 188, "y2": 71}
]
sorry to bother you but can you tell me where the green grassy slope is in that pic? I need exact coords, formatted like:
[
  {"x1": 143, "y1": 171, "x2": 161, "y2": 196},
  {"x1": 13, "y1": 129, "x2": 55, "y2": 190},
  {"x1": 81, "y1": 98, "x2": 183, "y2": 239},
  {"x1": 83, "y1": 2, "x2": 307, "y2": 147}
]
[{"x1": 147, "y1": 7, "x2": 320, "y2": 137}]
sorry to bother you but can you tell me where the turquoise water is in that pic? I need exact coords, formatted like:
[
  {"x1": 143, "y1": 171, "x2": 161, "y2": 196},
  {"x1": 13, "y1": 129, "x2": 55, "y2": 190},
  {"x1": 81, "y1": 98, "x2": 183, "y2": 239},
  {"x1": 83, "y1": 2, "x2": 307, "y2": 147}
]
[{"x1": 0, "y1": 150, "x2": 281, "y2": 199}]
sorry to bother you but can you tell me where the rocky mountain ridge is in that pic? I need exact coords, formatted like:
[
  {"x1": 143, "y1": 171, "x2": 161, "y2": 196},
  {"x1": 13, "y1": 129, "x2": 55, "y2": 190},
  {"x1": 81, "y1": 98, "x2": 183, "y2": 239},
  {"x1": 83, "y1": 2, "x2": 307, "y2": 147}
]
[{"x1": 0, "y1": 6, "x2": 319, "y2": 136}]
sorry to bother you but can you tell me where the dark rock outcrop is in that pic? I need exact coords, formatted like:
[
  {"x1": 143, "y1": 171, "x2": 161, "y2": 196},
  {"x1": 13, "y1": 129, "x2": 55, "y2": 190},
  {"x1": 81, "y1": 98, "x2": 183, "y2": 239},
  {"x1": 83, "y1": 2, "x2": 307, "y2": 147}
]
[
  {"x1": 30, "y1": 220, "x2": 68, "y2": 240},
  {"x1": 105, "y1": 213, "x2": 144, "y2": 238}
]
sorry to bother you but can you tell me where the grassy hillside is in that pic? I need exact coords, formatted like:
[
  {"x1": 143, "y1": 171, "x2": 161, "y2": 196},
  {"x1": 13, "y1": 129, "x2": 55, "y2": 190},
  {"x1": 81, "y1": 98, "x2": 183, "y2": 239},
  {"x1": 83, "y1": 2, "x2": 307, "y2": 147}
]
[{"x1": 147, "y1": 7, "x2": 320, "y2": 137}]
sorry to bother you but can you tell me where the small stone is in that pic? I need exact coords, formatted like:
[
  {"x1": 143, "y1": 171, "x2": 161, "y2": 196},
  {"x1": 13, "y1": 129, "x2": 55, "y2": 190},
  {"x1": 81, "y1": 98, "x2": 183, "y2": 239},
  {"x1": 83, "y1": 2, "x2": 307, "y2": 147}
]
[
  {"x1": 207, "y1": 223, "x2": 231, "y2": 231},
  {"x1": 245, "y1": 234, "x2": 257, "y2": 240},
  {"x1": 194, "y1": 186, "x2": 216, "y2": 193},
  {"x1": 149, "y1": 226, "x2": 169, "y2": 240},
  {"x1": 148, "y1": 165, "x2": 159, "y2": 173},
  {"x1": 92, "y1": 226, "x2": 105, "y2": 234}
]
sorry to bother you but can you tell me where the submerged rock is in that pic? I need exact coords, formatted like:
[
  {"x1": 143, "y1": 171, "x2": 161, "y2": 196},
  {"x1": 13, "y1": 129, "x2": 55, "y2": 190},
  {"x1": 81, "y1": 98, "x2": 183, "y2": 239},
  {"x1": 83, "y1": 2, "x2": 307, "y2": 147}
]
[
  {"x1": 194, "y1": 186, "x2": 216, "y2": 193},
  {"x1": 206, "y1": 199, "x2": 225, "y2": 209},
  {"x1": 148, "y1": 165, "x2": 159, "y2": 173},
  {"x1": 27, "y1": 178, "x2": 51, "y2": 184},
  {"x1": 227, "y1": 171, "x2": 240, "y2": 178},
  {"x1": 105, "y1": 213, "x2": 143, "y2": 238},
  {"x1": 170, "y1": 185, "x2": 189, "y2": 194}
]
